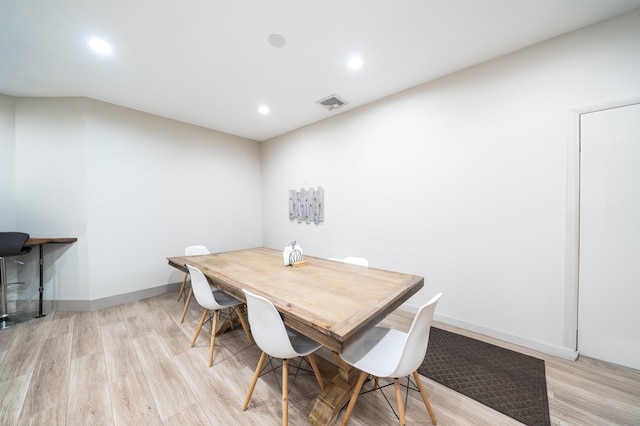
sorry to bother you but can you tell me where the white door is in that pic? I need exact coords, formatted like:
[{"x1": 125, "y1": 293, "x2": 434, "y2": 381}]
[{"x1": 578, "y1": 103, "x2": 640, "y2": 370}]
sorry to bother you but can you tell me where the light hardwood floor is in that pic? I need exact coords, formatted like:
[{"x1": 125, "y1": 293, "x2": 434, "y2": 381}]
[{"x1": 1, "y1": 292, "x2": 639, "y2": 425}]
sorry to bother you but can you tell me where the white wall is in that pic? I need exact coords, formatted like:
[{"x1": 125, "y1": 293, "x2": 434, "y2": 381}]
[
  {"x1": 14, "y1": 98, "x2": 88, "y2": 306},
  {"x1": 4, "y1": 9, "x2": 639, "y2": 357},
  {"x1": 0, "y1": 94, "x2": 16, "y2": 230},
  {"x1": 9, "y1": 98, "x2": 261, "y2": 306},
  {"x1": 260, "y1": 11, "x2": 640, "y2": 356}
]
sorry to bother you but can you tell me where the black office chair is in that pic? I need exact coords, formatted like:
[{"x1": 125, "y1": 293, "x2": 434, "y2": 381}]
[{"x1": 0, "y1": 232, "x2": 33, "y2": 329}]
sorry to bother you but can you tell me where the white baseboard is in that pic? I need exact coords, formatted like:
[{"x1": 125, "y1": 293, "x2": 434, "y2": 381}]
[
  {"x1": 42, "y1": 286, "x2": 578, "y2": 362},
  {"x1": 399, "y1": 305, "x2": 579, "y2": 361},
  {"x1": 50, "y1": 282, "x2": 182, "y2": 312}
]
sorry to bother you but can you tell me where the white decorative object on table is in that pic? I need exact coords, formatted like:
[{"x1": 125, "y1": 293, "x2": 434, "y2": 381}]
[{"x1": 283, "y1": 241, "x2": 303, "y2": 266}]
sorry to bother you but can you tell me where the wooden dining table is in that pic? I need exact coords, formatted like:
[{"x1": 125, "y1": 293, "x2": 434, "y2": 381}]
[{"x1": 167, "y1": 247, "x2": 423, "y2": 425}]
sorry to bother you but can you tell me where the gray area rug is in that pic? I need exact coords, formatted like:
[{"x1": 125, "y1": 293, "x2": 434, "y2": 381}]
[{"x1": 418, "y1": 327, "x2": 551, "y2": 426}]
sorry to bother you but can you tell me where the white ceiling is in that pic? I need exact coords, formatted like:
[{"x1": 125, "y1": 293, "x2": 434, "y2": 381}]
[{"x1": 2, "y1": 1, "x2": 640, "y2": 142}]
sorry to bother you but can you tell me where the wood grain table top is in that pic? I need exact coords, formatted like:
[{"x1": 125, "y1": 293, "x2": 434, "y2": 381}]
[
  {"x1": 26, "y1": 237, "x2": 78, "y2": 245},
  {"x1": 168, "y1": 247, "x2": 423, "y2": 353}
]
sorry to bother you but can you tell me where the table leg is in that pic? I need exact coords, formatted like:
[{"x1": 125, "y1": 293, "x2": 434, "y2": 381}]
[
  {"x1": 37, "y1": 244, "x2": 45, "y2": 318},
  {"x1": 309, "y1": 352, "x2": 360, "y2": 426},
  {"x1": 215, "y1": 304, "x2": 248, "y2": 336}
]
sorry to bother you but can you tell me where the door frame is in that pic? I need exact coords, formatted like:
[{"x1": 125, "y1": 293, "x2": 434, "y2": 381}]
[{"x1": 564, "y1": 95, "x2": 640, "y2": 352}]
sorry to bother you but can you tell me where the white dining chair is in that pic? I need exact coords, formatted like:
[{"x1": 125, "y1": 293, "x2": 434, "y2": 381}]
[
  {"x1": 344, "y1": 256, "x2": 369, "y2": 267},
  {"x1": 339, "y1": 293, "x2": 442, "y2": 426},
  {"x1": 178, "y1": 245, "x2": 209, "y2": 323},
  {"x1": 241, "y1": 288, "x2": 325, "y2": 426},
  {"x1": 187, "y1": 264, "x2": 253, "y2": 367}
]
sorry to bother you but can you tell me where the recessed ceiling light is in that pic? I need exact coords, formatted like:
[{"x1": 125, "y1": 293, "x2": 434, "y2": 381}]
[
  {"x1": 268, "y1": 34, "x2": 286, "y2": 48},
  {"x1": 347, "y1": 56, "x2": 363, "y2": 70},
  {"x1": 258, "y1": 105, "x2": 270, "y2": 114},
  {"x1": 88, "y1": 37, "x2": 113, "y2": 55}
]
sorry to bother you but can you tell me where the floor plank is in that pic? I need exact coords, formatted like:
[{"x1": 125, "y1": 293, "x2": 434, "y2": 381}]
[
  {"x1": 0, "y1": 291, "x2": 637, "y2": 425},
  {"x1": 18, "y1": 332, "x2": 72, "y2": 421},
  {"x1": 71, "y1": 310, "x2": 101, "y2": 359},
  {"x1": 0, "y1": 373, "x2": 31, "y2": 425},
  {"x1": 132, "y1": 333, "x2": 196, "y2": 421},
  {"x1": 0, "y1": 319, "x2": 46, "y2": 382},
  {"x1": 67, "y1": 351, "x2": 113, "y2": 425}
]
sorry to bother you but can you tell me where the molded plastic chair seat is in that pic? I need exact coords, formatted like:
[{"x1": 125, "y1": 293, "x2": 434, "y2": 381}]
[
  {"x1": 285, "y1": 331, "x2": 325, "y2": 360},
  {"x1": 242, "y1": 288, "x2": 325, "y2": 426},
  {"x1": 186, "y1": 264, "x2": 253, "y2": 367},
  {"x1": 341, "y1": 327, "x2": 407, "y2": 376},
  {"x1": 339, "y1": 293, "x2": 442, "y2": 426}
]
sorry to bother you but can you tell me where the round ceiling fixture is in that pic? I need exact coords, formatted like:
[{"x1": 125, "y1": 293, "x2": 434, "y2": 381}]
[
  {"x1": 268, "y1": 34, "x2": 286, "y2": 48},
  {"x1": 88, "y1": 37, "x2": 113, "y2": 55},
  {"x1": 347, "y1": 56, "x2": 363, "y2": 70}
]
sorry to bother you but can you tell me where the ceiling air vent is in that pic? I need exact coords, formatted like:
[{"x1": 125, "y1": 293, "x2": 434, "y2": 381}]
[{"x1": 315, "y1": 94, "x2": 348, "y2": 111}]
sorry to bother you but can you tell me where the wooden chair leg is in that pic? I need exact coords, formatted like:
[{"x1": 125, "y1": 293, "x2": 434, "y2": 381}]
[
  {"x1": 180, "y1": 287, "x2": 193, "y2": 323},
  {"x1": 177, "y1": 272, "x2": 188, "y2": 301},
  {"x1": 394, "y1": 378, "x2": 406, "y2": 426},
  {"x1": 340, "y1": 371, "x2": 367, "y2": 426},
  {"x1": 227, "y1": 307, "x2": 236, "y2": 329},
  {"x1": 243, "y1": 352, "x2": 267, "y2": 410},
  {"x1": 235, "y1": 304, "x2": 254, "y2": 344},
  {"x1": 413, "y1": 371, "x2": 437, "y2": 424},
  {"x1": 306, "y1": 353, "x2": 325, "y2": 391},
  {"x1": 191, "y1": 308, "x2": 208, "y2": 347},
  {"x1": 282, "y1": 358, "x2": 289, "y2": 426},
  {"x1": 208, "y1": 311, "x2": 219, "y2": 367}
]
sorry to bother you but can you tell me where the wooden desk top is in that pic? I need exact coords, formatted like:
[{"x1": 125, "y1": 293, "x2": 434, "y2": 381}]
[
  {"x1": 168, "y1": 247, "x2": 423, "y2": 353},
  {"x1": 26, "y1": 237, "x2": 78, "y2": 245}
]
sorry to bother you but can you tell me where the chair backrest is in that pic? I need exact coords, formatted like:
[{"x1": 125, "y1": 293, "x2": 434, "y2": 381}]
[
  {"x1": 185, "y1": 245, "x2": 209, "y2": 256},
  {"x1": 186, "y1": 264, "x2": 224, "y2": 310},
  {"x1": 0, "y1": 232, "x2": 31, "y2": 257},
  {"x1": 344, "y1": 256, "x2": 368, "y2": 267},
  {"x1": 242, "y1": 288, "x2": 299, "y2": 359},
  {"x1": 390, "y1": 293, "x2": 441, "y2": 378}
]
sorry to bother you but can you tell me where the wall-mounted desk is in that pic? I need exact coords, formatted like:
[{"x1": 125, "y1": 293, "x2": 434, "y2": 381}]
[{"x1": 25, "y1": 237, "x2": 77, "y2": 317}]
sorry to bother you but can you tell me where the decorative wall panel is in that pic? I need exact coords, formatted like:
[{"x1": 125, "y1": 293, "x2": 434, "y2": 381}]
[{"x1": 289, "y1": 187, "x2": 324, "y2": 224}]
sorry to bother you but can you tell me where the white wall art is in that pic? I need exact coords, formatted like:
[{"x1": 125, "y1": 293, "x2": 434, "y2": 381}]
[{"x1": 289, "y1": 187, "x2": 324, "y2": 224}]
